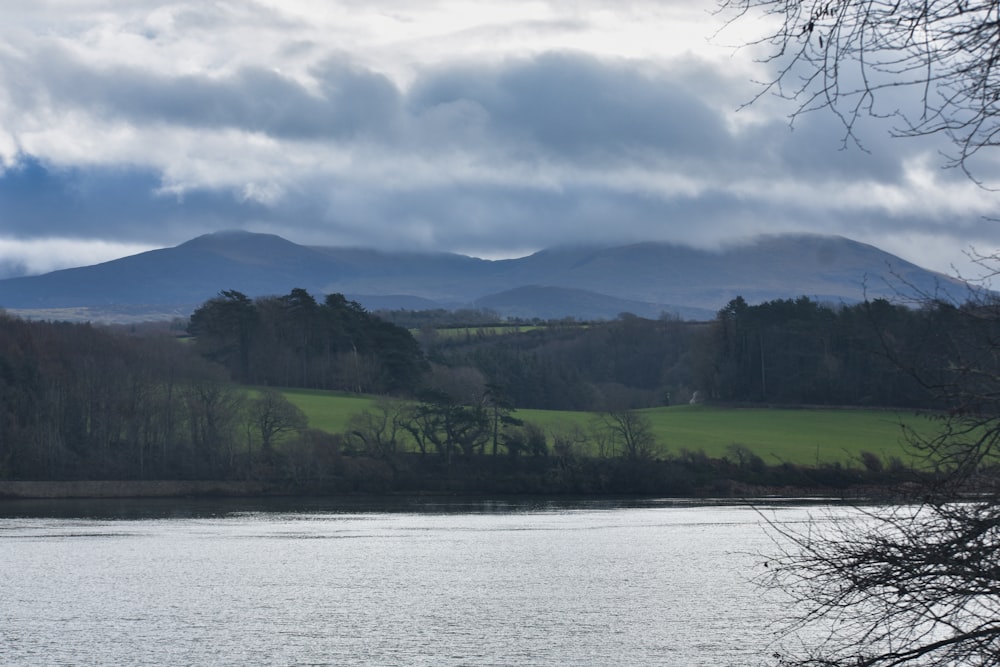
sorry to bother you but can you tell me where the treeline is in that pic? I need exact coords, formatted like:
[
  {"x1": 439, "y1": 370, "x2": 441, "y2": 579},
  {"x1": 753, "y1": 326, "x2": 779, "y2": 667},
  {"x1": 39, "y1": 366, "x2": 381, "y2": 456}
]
[
  {"x1": 0, "y1": 314, "x2": 252, "y2": 480},
  {"x1": 0, "y1": 302, "x2": 373, "y2": 481},
  {"x1": 0, "y1": 307, "x2": 812, "y2": 491},
  {"x1": 426, "y1": 297, "x2": 987, "y2": 411},
  {"x1": 374, "y1": 307, "x2": 510, "y2": 330},
  {"x1": 428, "y1": 316, "x2": 699, "y2": 410},
  {"x1": 184, "y1": 288, "x2": 983, "y2": 414}
]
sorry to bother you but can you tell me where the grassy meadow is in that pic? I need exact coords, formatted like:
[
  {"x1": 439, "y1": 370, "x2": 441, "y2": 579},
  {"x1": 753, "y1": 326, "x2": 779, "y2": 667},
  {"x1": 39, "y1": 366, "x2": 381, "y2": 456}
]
[
  {"x1": 518, "y1": 405, "x2": 936, "y2": 465},
  {"x1": 280, "y1": 387, "x2": 941, "y2": 467},
  {"x1": 280, "y1": 388, "x2": 377, "y2": 434},
  {"x1": 645, "y1": 406, "x2": 934, "y2": 465}
]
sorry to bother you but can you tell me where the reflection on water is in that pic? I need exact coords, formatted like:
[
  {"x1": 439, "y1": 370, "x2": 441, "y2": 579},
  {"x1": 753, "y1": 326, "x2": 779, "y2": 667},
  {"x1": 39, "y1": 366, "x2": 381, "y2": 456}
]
[
  {"x1": 0, "y1": 494, "x2": 828, "y2": 520},
  {"x1": 0, "y1": 497, "x2": 827, "y2": 666}
]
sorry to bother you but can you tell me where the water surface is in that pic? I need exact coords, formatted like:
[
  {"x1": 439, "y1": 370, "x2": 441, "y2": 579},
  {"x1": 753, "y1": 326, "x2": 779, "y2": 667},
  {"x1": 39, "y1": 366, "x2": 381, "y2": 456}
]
[{"x1": 0, "y1": 497, "x2": 822, "y2": 666}]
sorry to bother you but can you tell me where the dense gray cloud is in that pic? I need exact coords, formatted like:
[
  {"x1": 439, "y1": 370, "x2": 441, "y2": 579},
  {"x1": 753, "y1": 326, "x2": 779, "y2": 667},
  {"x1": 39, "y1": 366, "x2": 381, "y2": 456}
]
[
  {"x1": 0, "y1": 0, "x2": 996, "y2": 280},
  {"x1": 409, "y1": 53, "x2": 730, "y2": 162},
  {"x1": 0, "y1": 158, "x2": 268, "y2": 239},
  {"x1": 4, "y1": 47, "x2": 402, "y2": 141}
]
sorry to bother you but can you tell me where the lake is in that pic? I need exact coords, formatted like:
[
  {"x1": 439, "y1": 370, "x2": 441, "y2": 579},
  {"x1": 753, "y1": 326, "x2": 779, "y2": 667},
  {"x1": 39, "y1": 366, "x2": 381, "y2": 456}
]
[{"x1": 0, "y1": 496, "x2": 827, "y2": 666}]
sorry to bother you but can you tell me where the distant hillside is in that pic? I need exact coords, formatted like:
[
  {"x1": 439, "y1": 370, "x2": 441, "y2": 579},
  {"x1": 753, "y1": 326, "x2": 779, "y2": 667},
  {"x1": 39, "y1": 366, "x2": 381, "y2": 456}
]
[
  {"x1": 0, "y1": 232, "x2": 346, "y2": 306},
  {"x1": 0, "y1": 230, "x2": 970, "y2": 322}
]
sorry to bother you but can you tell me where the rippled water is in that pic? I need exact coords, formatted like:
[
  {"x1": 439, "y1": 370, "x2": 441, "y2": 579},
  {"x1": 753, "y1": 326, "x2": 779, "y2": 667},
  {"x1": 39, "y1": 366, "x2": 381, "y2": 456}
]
[{"x1": 0, "y1": 497, "x2": 823, "y2": 666}]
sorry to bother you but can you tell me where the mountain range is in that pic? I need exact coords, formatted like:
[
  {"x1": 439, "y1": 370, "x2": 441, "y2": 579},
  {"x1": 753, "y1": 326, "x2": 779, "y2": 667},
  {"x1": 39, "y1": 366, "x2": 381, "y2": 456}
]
[{"x1": 0, "y1": 231, "x2": 970, "y2": 322}]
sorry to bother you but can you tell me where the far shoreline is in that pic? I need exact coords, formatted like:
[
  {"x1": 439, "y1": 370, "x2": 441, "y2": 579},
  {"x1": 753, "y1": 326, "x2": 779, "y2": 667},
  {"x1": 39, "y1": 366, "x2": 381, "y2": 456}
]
[
  {"x1": 0, "y1": 480, "x2": 275, "y2": 500},
  {"x1": 0, "y1": 479, "x2": 894, "y2": 501}
]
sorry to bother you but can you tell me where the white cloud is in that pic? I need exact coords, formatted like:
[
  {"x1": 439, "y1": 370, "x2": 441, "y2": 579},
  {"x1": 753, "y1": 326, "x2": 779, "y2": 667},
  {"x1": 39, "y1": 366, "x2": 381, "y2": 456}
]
[{"x1": 0, "y1": 237, "x2": 157, "y2": 275}]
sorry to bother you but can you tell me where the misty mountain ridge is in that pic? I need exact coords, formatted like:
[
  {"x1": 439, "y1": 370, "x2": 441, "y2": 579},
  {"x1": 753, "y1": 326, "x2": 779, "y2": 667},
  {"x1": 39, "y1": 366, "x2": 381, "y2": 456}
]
[{"x1": 0, "y1": 230, "x2": 970, "y2": 322}]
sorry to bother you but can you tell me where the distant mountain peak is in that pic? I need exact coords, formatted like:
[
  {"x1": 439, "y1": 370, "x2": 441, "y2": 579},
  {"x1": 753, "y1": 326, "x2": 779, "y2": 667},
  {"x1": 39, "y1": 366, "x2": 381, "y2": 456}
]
[
  {"x1": 0, "y1": 230, "x2": 970, "y2": 323},
  {"x1": 179, "y1": 229, "x2": 291, "y2": 248}
]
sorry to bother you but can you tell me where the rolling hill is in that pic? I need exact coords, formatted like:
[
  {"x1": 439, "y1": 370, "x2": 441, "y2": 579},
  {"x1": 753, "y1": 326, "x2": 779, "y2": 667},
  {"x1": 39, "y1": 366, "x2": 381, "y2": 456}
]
[{"x1": 0, "y1": 230, "x2": 970, "y2": 322}]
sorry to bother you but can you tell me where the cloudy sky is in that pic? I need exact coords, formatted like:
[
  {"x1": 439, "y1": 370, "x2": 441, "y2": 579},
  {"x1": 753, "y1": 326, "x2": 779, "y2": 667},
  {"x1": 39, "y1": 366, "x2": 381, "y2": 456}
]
[{"x1": 1, "y1": 0, "x2": 998, "y2": 280}]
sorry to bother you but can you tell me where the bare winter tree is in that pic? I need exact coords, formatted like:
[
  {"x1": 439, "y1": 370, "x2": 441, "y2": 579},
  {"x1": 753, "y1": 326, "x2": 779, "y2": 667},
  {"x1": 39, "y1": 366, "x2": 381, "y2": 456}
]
[
  {"x1": 596, "y1": 409, "x2": 660, "y2": 460},
  {"x1": 762, "y1": 503, "x2": 1000, "y2": 666},
  {"x1": 247, "y1": 388, "x2": 308, "y2": 454},
  {"x1": 345, "y1": 397, "x2": 407, "y2": 460},
  {"x1": 718, "y1": 3, "x2": 1000, "y2": 664},
  {"x1": 718, "y1": 0, "x2": 1000, "y2": 179}
]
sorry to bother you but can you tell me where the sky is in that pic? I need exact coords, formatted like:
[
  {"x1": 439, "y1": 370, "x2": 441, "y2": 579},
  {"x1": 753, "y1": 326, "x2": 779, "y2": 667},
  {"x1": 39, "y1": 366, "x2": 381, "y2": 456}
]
[{"x1": 1, "y1": 0, "x2": 998, "y2": 280}]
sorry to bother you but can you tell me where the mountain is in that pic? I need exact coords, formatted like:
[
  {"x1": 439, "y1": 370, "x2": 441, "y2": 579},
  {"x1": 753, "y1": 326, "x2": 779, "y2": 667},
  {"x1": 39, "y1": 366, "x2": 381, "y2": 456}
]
[{"x1": 0, "y1": 230, "x2": 970, "y2": 322}]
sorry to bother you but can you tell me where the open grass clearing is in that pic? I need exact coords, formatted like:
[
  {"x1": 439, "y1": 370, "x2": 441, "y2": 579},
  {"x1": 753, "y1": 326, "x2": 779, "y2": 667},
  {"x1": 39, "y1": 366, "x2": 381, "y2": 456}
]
[
  {"x1": 278, "y1": 388, "x2": 377, "y2": 434},
  {"x1": 280, "y1": 388, "x2": 942, "y2": 466},
  {"x1": 643, "y1": 405, "x2": 934, "y2": 466}
]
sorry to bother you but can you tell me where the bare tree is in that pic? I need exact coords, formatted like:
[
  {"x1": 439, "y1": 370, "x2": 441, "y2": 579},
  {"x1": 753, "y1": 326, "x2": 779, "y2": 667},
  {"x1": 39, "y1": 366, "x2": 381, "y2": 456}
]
[
  {"x1": 247, "y1": 388, "x2": 308, "y2": 454},
  {"x1": 345, "y1": 397, "x2": 407, "y2": 459},
  {"x1": 718, "y1": 4, "x2": 1000, "y2": 664},
  {"x1": 717, "y1": 0, "x2": 1000, "y2": 178},
  {"x1": 757, "y1": 295, "x2": 1000, "y2": 666},
  {"x1": 596, "y1": 409, "x2": 660, "y2": 460},
  {"x1": 764, "y1": 501, "x2": 1000, "y2": 666}
]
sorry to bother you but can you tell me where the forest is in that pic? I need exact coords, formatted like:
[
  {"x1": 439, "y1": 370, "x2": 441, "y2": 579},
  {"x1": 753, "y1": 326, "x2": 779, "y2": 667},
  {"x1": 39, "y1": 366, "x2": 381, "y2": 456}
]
[
  {"x1": 0, "y1": 288, "x2": 992, "y2": 492},
  {"x1": 411, "y1": 295, "x2": 961, "y2": 412}
]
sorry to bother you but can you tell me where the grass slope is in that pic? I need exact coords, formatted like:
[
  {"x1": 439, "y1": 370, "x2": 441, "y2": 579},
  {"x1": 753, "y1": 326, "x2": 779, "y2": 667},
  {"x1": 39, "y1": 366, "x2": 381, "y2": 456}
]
[
  {"x1": 280, "y1": 388, "x2": 377, "y2": 434},
  {"x1": 281, "y1": 388, "x2": 940, "y2": 466}
]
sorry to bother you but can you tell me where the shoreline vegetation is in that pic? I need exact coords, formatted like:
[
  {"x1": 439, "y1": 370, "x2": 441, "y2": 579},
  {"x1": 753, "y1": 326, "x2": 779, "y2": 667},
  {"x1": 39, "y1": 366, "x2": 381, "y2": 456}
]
[
  {"x1": 0, "y1": 448, "x2": 925, "y2": 500},
  {"x1": 0, "y1": 480, "x2": 271, "y2": 499},
  {"x1": 0, "y1": 485, "x2": 883, "y2": 501},
  {"x1": 0, "y1": 481, "x2": 898, "y2": 501}
]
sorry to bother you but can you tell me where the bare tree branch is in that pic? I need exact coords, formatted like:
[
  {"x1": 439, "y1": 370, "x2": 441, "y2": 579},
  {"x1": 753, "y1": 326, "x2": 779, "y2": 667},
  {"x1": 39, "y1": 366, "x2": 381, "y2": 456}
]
[{"x1": 718, "y1": 0, "x2": 1000, "y2": 179}]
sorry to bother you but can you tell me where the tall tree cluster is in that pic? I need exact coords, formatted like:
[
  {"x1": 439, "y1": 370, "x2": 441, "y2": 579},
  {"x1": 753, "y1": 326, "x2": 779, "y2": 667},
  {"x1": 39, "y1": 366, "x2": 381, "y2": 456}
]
[
  {"x1": 704, "y1": 296, "x2": 953, "y2": 407},
  {"x1": 0, "y1": 313, "x2": 246, "y2": 480},
  {"x1": 188, "y1": 289, "x2": 425, "y2": 394}
]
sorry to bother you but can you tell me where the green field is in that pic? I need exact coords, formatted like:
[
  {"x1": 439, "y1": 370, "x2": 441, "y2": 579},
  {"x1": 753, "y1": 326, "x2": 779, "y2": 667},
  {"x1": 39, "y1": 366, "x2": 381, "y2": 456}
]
[
  {"x1": 645, "y1": 405, "x2": 935, "y2": 465},
  {"x1": 518, "y1": 405, "x2": 937, "y2": 465},
  {"x1": 280, "y1": 388, "x2": 942, "y2": 466},
  {"x1": 280, "y1": 388, "x2": 378, "y2": 434}
]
